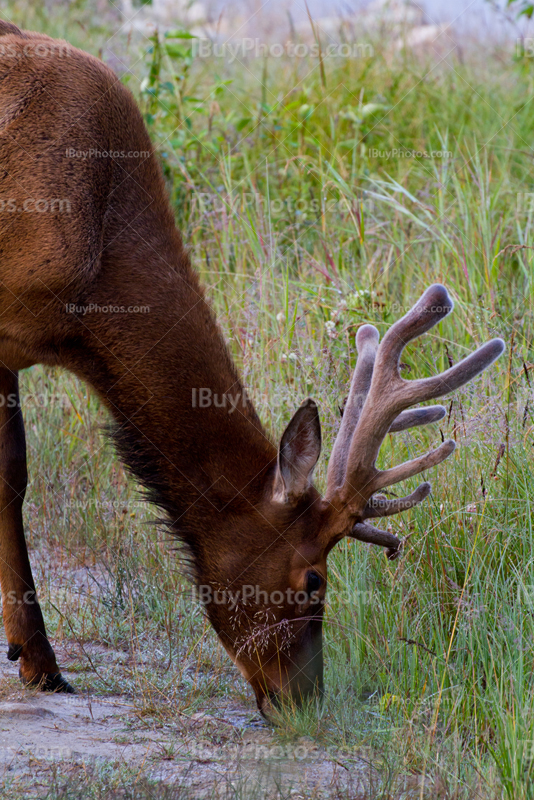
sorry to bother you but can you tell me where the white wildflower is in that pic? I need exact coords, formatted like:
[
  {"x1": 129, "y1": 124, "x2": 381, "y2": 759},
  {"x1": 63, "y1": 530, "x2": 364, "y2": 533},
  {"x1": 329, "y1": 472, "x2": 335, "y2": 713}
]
[{"x1": 325, "y1": 320, "x2": 337, "y2": 339}]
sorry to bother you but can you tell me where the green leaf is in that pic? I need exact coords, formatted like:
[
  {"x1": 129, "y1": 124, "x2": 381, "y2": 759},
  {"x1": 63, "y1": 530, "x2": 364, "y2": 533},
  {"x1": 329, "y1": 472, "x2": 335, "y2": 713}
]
[
  {"x1": 165, "y1": 30, "x2": 197, "y2": 39},
  {"x1": 165, "y1": 43, "x2": 191, "y2": 59}
]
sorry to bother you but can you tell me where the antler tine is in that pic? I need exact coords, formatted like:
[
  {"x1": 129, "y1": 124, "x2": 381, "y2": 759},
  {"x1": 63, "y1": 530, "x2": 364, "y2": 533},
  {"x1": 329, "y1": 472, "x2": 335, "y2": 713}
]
[
  {"x1": 373, "y1": 440, "x2": 456, "y2": 492},
  {"x1": 368, "y1": 336, "x2": 505, "y2": 494},
  {"x1": 347, "y1": 482, "x2": 432, "y2": 559},
  {"x1": 389, "y1": 405, "x2": 446, "y2": 432},
  {"x1": 350, "y1": 522, "x2": 401, "y2": 555},
  {"x1": 326, "y1": 324, "x2": 379, "y2": 490},
  {"x1": 330, "y1": 285, "x2": 505, "y2": 516},
  {"x1": 363, "y1": 481, "x2": 431, "y2": 518},
  {"x1": 397, "y1": 339, "x2": 505, "y2": 408},
  {"x1": 375, "y1": 284, "x2": 454, "y2": 376}
]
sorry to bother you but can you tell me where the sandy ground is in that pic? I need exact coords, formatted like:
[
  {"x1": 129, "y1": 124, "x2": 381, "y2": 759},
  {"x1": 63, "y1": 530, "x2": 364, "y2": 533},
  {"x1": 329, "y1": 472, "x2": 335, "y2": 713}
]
[{"x1": 0, "y1": 648, "x2": 381, "y2": 798}]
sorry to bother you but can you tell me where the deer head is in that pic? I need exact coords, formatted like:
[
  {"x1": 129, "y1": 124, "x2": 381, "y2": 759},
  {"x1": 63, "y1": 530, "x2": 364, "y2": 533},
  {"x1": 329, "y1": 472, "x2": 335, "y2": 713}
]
[{"x1": 199, "y1": 284, "x2": 503, "y2": 717}]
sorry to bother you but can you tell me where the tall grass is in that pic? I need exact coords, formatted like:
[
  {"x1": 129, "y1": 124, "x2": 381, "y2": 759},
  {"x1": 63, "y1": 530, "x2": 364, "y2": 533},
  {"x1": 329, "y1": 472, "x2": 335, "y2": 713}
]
[{"x1": 2, "y1": 0, "x2": 534, "y2": 795}]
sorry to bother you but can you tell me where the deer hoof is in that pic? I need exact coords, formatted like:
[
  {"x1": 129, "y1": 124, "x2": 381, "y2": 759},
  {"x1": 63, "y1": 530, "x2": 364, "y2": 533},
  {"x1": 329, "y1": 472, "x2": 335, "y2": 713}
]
[
  {"x1": 20, "y1": 670, "x2": 76, "y2": 694},
  {"x1": 7, "y1": 643, "x2": 23, "y2": 661}
]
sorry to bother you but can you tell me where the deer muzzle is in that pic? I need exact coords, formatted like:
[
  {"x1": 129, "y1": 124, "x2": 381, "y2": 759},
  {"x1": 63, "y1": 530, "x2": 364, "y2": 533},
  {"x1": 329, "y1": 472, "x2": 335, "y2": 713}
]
[{"x1": 257, "y1": 612, "x2": 324, "y2": 718}]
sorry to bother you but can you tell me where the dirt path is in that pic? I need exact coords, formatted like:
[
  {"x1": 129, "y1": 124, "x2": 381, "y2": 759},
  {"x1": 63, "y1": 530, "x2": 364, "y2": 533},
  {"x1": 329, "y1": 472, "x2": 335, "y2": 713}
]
[{"x1": 0, "y1": 655, "x2": 378, "y2": 798}]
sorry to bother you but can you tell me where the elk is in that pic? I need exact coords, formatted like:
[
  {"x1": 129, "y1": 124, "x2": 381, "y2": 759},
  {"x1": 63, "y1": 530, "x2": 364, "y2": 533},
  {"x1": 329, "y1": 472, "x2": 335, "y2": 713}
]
[{"x1": 0, "y1": 20, "x2": 504, "y2": 715}]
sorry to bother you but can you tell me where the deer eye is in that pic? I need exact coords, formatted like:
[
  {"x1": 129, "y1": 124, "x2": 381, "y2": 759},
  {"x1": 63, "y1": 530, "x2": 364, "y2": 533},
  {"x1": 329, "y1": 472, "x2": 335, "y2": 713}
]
[{"x1": 306, "y1": 571, "x2": 323, "y2": 595}]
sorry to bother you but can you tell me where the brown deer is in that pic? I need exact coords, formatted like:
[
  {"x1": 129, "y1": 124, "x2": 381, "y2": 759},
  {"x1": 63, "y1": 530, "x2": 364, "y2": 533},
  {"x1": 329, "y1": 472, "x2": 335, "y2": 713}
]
[{"x1": 0, "y1": 20, "x2": 504, "y2": 715}]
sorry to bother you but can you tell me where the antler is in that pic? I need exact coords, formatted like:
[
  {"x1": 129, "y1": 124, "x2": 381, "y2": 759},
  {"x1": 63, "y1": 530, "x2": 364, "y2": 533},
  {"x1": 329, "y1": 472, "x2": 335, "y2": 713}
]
[{"x1": 324, "y1": 285, "x2": 504, "y2": 557}]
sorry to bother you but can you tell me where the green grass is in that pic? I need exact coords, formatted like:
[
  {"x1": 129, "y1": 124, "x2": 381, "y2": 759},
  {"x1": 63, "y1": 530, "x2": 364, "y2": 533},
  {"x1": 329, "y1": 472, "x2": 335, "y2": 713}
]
[{"x1": 3, "y1": 0, "x2": 534, "y2": 796}]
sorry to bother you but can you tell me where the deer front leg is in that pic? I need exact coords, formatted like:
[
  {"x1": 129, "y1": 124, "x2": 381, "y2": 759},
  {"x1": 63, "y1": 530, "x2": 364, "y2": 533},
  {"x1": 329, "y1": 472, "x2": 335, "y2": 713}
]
[{"x1": 0, "y1": 368, "x2": 73, "y2": 692}]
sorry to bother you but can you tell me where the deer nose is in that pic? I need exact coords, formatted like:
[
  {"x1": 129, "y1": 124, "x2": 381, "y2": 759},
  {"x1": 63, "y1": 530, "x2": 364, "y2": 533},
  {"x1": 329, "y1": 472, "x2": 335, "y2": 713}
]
[
  {"x1": 258, "y1": 660, "x2": 324, "y2": 719},
  {"x1": 258, "y1": 615, "x2": 324, "y2": 718},
  {"x1": 285, "y1": 618, "x2": 324, "y2": 704}
]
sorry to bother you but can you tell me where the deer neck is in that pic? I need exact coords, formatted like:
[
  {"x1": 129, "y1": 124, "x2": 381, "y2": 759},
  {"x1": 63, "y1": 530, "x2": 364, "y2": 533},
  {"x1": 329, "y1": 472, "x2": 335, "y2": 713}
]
[{"x1": 65, "y1": 247, "x2": 276, "y2": 542}]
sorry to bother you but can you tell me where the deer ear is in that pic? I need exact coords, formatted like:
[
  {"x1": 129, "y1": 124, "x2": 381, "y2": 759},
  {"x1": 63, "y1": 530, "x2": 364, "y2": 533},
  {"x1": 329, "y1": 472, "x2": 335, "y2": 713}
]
[{"x1": 273, "y1": 400, "x2": 322, "y2": 503}]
